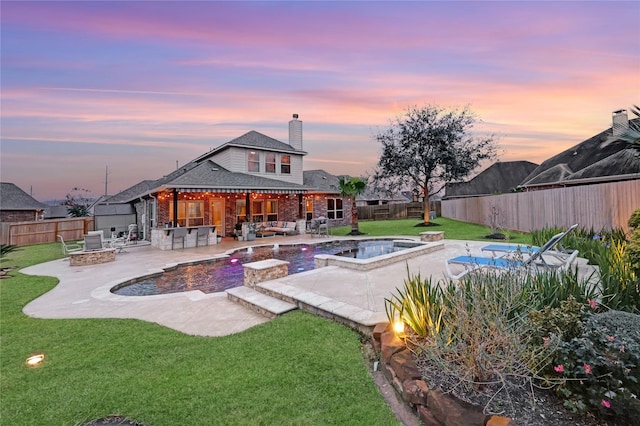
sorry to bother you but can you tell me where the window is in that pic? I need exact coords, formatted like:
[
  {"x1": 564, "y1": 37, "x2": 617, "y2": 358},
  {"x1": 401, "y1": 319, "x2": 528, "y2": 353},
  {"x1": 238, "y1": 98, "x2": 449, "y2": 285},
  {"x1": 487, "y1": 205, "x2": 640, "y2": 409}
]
[
  {"x1": 248, "y1": 151, "x2": 260, "y2": 172},
  {"x1": 266, "y1": 199, "x2": 278, "y2": 221},
  {"x1": 265, "y1": 153, "x2": 276, "y2": 174},
  {"x1": 281, "y1": 155, "x2": 291, "y2": 174},
  {"x1": 149, "y1": 199, "x2": 157, "y2": 228},
  {"x1": 327, "y1": 198, "x2": 343, "y2": 220},
  {"x1": 236, "y1": 200, "x2": 247, "y2": 224},
  {"x1": 169, "y1": 200, "x2": 204, "y2": 227},
  {"x1": 305, "y1": 198, "x2": 313, "y2": 221},
  {"x1": 251, "y1": 200, "x2": 264, "y2": 222}
]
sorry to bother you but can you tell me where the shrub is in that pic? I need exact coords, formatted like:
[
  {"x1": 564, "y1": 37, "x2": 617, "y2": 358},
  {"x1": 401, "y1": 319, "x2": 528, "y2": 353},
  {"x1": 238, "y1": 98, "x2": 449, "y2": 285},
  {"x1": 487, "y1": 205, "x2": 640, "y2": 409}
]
[
  {"x1": 410, "y1": 271, "x2": 552, "y2": 395},
  {"x1": 528, "y1": 296, "x2": 589, "y2": 346},
  {"x1": 531, "y1": 226, "x2": 627, "y2": 266},
  {"x1": 593, "y1": 239, "x2": 639, "y2": 313},
  {"x1": 628, "y1": 208, "x2": 640, "y2": 230},
  {"x1": 548, "y1": 310, "x2": 640, "y2": 422},
  {"x1": 384, "y1": 268, "x2": 446, "y2": 338},
  {"x1": 434, "y1": 271, "x2": 544, "y2": 385},
  {"x1": 0, "y1": 244, "x2": 19, "y2": 259},
  {"x1": 522, "y1": 268, "x2": 598, "y2": 310},
  {"x1": 626, "y1": 227, "x2": 640, "y2": 278}
]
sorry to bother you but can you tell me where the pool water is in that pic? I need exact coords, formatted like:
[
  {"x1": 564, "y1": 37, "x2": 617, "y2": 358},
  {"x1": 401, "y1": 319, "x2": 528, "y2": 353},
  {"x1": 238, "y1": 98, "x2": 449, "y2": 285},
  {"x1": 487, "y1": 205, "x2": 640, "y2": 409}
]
[{"x1": 112, "y1": 239, "x2": 411, "y2": 296}]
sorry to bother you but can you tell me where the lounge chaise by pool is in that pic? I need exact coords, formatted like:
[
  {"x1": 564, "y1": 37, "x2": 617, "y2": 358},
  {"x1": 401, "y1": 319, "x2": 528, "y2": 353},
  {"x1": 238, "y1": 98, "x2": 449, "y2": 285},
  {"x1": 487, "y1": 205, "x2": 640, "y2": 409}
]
[{"x1": 445, "y1": 226, "x2": 580, "y2": 279}]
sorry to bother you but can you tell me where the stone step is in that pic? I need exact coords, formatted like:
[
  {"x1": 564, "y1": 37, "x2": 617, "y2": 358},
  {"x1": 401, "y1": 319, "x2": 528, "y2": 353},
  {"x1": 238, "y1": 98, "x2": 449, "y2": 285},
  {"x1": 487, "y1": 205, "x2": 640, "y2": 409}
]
[{"x1": 226, "y1": 286, "x2": 297, "y2": 319}]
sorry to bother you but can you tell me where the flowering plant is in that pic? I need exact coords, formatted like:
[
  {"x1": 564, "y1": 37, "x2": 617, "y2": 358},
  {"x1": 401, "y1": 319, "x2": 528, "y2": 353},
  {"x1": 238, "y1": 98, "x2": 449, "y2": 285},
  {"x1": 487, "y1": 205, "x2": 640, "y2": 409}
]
[{"x1": 547, "y1": 310, "x2": 640, "y2": 421}]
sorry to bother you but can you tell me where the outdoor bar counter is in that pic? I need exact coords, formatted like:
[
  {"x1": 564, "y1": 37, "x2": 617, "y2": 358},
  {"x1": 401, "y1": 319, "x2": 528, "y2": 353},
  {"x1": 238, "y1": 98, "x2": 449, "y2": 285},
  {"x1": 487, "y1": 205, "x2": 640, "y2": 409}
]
[{"x1": 151, "y1": 226, "x2": 217, "y2": 250}]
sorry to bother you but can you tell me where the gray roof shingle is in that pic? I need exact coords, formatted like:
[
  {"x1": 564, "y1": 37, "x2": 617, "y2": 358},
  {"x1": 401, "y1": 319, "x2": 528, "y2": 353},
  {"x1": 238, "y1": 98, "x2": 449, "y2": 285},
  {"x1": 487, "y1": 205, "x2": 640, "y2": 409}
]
[
  {"x1": 521, "y1": 118, "x2": 640, "y2": 187},
  {"x1": 109, "y1": 161, "x2": 309, "y2": 203},
  {"x1": 0, "y1": 182, "x2": 47, "y2": 210},
  {"x1": 445, "y1": 161, "x2": 539, "y2": 198},
  {"x1": 303, "y1": 170, "x2": 340, "y2": 193}
]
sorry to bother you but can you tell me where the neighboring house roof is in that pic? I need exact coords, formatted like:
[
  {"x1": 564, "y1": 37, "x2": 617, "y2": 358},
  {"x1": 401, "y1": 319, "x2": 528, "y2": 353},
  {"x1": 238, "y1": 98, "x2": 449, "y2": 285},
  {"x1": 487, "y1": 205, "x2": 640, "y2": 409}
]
[
  {"x1": 0, "y1": 182, "x2": 47, "y2": 210},
  {"x1": 520, "y1": 118, "x2": 640, "y2": 188},
  {"x1": 356, "y1": 186, "x2": 412, "y2": 203},
  {"x1": 303, "y1": 170, "x2": 340, "y2": 193},
  {"x1": 516, "y1": 163, "x2": 573, "y2": 187},
  {"x1": 444, "y1": 161, "x2": 539, "y2": 199},
  {"x1": 566, "y1": 149, "x2": 640, "y2": 181}
]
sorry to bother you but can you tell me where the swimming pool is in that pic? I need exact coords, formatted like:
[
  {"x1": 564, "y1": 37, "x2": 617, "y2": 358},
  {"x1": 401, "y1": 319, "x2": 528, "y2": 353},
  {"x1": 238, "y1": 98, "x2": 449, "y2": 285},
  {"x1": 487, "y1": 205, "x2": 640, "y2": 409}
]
[{"x1": 111, "y1": 239, "x2": 418, "y2": 296}]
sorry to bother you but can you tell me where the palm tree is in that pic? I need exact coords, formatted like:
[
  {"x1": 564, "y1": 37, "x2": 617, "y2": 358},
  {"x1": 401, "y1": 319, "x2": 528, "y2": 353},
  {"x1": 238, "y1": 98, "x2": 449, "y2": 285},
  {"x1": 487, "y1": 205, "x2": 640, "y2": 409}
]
[{"x1": 338, "y1": 177, "x2": 367, "y2": 235}]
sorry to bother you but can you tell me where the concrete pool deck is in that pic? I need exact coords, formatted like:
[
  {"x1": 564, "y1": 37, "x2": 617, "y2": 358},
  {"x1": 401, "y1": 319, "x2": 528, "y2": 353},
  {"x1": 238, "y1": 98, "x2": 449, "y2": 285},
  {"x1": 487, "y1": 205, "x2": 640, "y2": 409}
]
[{"x1": 21, "y1": 235, "x2": 595, "y2": 337}]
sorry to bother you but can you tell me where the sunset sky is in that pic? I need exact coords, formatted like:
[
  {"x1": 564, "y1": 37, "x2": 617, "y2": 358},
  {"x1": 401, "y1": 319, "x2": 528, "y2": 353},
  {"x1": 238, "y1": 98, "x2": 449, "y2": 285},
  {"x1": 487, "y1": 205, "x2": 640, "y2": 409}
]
[{"x1": 1, "y1": 1, "x2": 638, "y2": 201}]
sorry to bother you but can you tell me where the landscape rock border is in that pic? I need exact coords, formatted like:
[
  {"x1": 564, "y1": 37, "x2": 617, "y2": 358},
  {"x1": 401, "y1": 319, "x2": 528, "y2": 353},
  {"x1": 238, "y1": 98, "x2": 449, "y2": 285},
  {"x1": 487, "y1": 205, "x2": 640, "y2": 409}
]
[{"x1": 372, "y1": 322, "x2": 517, "y2": 426}]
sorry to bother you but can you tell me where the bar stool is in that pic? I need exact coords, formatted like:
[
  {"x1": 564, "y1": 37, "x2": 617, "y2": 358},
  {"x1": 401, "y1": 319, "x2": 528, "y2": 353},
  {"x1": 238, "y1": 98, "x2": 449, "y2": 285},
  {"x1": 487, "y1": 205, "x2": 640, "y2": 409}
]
[
  {"x1": 172, "y1": 228, "x2": 188, "y2": 249},
  {"x1": 196, "y1": 226, "x2": 210, "y2": 247}
]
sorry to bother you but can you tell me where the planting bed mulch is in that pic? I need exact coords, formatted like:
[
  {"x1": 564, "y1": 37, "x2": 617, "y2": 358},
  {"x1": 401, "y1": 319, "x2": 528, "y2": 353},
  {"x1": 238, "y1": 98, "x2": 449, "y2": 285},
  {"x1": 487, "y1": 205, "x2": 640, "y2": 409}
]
[
  {"x1": 415, "y1": 356, "x2": 612, "y2": 426},
  {"x1": 485, "y1": 233, "x2": 507, "y2": 240}
]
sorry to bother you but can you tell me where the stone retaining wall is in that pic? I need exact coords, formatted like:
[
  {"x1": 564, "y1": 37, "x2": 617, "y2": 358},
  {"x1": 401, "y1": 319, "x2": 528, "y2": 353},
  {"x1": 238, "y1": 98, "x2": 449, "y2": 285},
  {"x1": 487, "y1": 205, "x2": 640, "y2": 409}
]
[{"x1": 372, "y1": 322, "x2": 516, "y2": 426}]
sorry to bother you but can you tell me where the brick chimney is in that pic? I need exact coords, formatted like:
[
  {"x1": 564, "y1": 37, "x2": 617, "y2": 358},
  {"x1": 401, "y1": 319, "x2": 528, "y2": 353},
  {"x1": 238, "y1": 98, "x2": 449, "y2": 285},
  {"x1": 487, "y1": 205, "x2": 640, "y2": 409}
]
[
  {"x1": 612, "y1": 109, "x2": 629, "y2": 137},
  {"x1": 289, "y1": 114, "x2": 302, "y2": 150}
]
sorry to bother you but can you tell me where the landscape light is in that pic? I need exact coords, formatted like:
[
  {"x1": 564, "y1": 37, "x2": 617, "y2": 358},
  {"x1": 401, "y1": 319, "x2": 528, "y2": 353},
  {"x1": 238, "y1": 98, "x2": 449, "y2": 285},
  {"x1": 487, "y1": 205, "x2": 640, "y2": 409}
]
[
  {"x1": 26, "y1": 353, "x2": 45, "y2": 367},
  {"x1": 393, "y1": 320, "x2": 405, "y2": 338}
]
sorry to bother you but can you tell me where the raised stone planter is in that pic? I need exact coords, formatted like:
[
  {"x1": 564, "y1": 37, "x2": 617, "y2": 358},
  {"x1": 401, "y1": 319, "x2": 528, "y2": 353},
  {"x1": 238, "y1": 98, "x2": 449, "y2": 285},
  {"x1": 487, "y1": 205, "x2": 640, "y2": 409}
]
[
  {"x1": 420, "y1": 231, "x2": 444, "y2": 242},
  {"x1": 372, "y1": 322, "x2": 516, "y2": 426},
  {"x1": 243, "y1": 259, "x2": 289, "y2": 288},
  {"x1": 69, "y1": 248, "x2": 117, "y2": 266}
]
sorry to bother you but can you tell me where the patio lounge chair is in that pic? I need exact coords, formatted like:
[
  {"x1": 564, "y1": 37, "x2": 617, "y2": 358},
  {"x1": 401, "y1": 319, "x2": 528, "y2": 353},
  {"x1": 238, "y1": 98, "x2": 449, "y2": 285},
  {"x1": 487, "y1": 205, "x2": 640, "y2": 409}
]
[
  {"x1": 445, "y1": 230, "x2": 579, "y2": 280},
  {"x1": 480, "y1": 224, "x2": 578, "y2": 260},
  {"x1": 57, "y1": 235, "x2": 83, "y2": 256},
  {"x1": 111, "y1": 232, "x2": 133, "y2": 253}
]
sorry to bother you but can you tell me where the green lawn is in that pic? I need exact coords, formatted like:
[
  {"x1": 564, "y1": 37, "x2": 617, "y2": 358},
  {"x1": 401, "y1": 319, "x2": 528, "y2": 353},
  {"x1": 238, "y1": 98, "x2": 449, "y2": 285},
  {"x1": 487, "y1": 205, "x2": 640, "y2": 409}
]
[
  {"x1": 0, "y1": 218, "x2": 531, "y2": 425},
  {"x1": 0, "y1": 243, "x2": 399, "y2": 425},
  {"x1": 331, "y1": 216, "x2": 533, "y2": 243}
]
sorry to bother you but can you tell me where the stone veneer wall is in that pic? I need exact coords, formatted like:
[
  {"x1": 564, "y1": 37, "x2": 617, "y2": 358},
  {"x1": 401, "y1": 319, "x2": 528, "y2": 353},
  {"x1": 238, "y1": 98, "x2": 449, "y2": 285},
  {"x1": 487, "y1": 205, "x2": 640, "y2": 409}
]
[
  {"x1": 420, "y1": 231, "x2": 445, "y2": 242},
  {"x1": 69, "y1": 249, "x2": 117, "y2": 266},
  {"x1": 243, "y1": 259, "x2": 290, "y2": 288},
  {"x1": 372, "y1": 322, "x2": 516, "y2": 426}
]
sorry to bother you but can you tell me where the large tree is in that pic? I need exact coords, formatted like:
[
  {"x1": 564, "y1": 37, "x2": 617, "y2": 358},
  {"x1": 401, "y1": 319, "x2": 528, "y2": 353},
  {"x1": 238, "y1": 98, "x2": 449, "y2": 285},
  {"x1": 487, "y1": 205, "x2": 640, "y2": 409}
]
[
  {"x1": 64, "y1": 187, "x2": 93, "y2": 217},
  {"x1": 373, "y1": 105, "x2": 497, "y2": 224},
  {"x1": 337, "y1": 176, "x2": 367, "y2": 235}
]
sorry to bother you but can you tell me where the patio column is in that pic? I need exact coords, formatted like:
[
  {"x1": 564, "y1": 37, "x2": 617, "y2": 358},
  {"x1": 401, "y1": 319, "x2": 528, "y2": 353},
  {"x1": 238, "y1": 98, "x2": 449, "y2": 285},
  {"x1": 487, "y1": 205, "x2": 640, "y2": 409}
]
[
  {"x1": 246, "y1": 192, "x2": 251, "y2": 221},
  {"x1": 173, "y1": 189, "x2": 178, "y2": 227},
  {"x1": 297, "y1": 193, "x2": 302, "y2": 219}
]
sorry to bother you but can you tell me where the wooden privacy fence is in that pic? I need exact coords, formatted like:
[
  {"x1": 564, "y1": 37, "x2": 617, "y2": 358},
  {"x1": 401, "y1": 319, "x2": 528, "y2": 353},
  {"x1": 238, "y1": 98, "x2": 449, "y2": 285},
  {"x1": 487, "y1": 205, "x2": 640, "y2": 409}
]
[
  {"x1": 357, "y1": 201, "x2": 441, "y2": 221},
  {"x1": 442, "y1": 179, "x2": 640, "y2": 233},
  {"x1": 0, "y1": 217, "x2": 94, "y2": 246}
]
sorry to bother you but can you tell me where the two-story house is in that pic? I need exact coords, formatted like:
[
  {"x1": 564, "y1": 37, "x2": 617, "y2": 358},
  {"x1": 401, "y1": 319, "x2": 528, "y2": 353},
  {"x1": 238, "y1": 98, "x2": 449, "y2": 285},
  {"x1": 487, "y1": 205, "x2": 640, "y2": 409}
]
[{"x1": 98, "y1": 115, "x2": 353, "y2": 247}]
